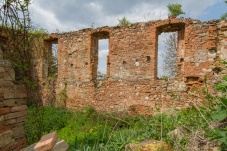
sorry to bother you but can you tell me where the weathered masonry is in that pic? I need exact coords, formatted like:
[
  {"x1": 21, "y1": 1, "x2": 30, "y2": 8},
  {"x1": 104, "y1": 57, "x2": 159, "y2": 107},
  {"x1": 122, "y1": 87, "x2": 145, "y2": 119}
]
[
  {"x1": 43, "y1": 18, "x2": 227, "y2": 114},
  {"x1": 0, "y1": 48, "x2": 27, "y2": 150}
]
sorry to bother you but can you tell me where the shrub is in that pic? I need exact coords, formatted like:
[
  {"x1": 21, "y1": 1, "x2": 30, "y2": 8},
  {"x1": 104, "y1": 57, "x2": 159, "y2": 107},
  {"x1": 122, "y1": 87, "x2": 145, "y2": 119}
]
[
  {"x1": 25, "y1": 105, "x2": 73, "y2": 145},
  {"x1": 118, "y1": 16, "x2": 131, "y2": 26},
  {"x1": 167, "y1": 3, "x2": 185, "y2": 17}
]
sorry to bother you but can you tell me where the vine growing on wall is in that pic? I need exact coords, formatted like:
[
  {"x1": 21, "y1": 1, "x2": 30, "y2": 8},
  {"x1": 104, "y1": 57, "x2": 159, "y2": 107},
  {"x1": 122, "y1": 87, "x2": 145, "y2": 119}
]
[
  {"x1": 0, "y1": 0, "x2": 49, "y2": 104},
  {"x1": 0, "y1": 0, "x2": 31, "y2": 80}
]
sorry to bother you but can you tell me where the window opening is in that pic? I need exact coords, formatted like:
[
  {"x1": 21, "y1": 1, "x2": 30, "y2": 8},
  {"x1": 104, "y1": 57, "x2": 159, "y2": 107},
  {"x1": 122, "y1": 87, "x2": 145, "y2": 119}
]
[
  {"x1": 157, "y1": 32, "x2": 178, "y2": 79},
  {"x1": 48, "y1": 42, "x2": 58, "y2": 77},
  {"x1": 97, "y1": 39, "x2": 109, "y2": 80}
]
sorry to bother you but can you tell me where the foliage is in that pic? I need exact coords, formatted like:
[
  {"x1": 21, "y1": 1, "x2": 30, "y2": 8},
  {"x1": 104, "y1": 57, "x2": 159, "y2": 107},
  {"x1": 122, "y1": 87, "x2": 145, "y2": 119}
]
[
  {"x1": 118, "y1": 16, "x2": 131, "y2": 26},
  {"x1": 25, "y1": 105, "x2": 73, "y2": 145},
  {"x1": 25, "y1": 105, "x2": 215, "y2": 151},
  {"x1": 158, "y1": 76, "x2": 168, "y2": 81},
  {"x1": 0, "y1": 0, "x2": 31, "y2": 78},
  {"x1": 167, "y1": 3, "x2": 185, "y2": 17},
  {"x1": 30, "y1": 28, "x2": 48, "y2": 35},
  {"x1": 207, "y1": 75, "x2": 227, "y2": 150}
]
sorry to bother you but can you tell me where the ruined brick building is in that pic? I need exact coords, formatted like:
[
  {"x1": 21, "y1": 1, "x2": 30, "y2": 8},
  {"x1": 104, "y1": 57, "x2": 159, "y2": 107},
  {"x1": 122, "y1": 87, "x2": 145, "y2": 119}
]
[
  {"x1": 1, "y1": 17, "x2": 227, "y2": 150},
  {"x1": 41, "y1": 17, "x2": 227, "y2": 114}
]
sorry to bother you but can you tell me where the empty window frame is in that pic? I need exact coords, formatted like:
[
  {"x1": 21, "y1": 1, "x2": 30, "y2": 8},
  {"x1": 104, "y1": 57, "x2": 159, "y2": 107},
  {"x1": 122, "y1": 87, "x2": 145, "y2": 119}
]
[
  {"x1": 45, "y1": 39, "x2": 58, "y2": 78},
  {"x1": 156, "y1": 23, "x2": 185, "y2": 80},
  {"x1": 91, "y1": 31, "x2": 109, "y2": 81},
  {"x1": 157, "y1": 32, "x2": 178, "y2": 78}
]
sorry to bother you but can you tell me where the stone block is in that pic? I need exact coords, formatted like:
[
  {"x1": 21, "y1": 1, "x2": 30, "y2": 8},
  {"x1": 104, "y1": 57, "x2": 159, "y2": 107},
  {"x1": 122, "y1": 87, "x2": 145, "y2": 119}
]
[
  {"x1": 0, "y1": 60, "x2": 11, "y2": 67},
  {"x1": 0, "y1": 81, "x2": 13, "y2": 88},
  {"x1": 34, "y1": 131, "x2": 57, "y2": 151},
  {"x1": 4, "y1": 92, "x2": 27, "y2": 99},
  {"x1": 17, "y1": 116, "x2": 27, "y2": 123},
  {"x1": 12, "y1": 125, "x2": 24, "y2": 138},
  {"x1": 2, "y1": 99, "x2": 16, "y2": 107},
  {"x1": 0, "y1": 102, "x2": 3, "y2": 108},
  {"x1": 20, "y1": 143, "x2": 36, "y2": 151},
  {"x1": 0, "y1": 115, "x2": 4, "y2": 122},
  {"x1": 0, "y1": 130, "x2": 13, "y2": 149},
  {"x1": 3, "y1": 68, "x2": 15, "y2": 81},
  {"x1": 16, "y1": 99, "x2": 27, "y2": 105},
  {"x1": 0, "y1": 73, "x2": 4, "y2": 79},
  {"x1": 0, "y1": 67, "x2": 4, "y2": 73},
  {"x1": 0, "y1": 93, "x2": 3, "y2": 101},
  {"x1": 0, "y1": 49, "x2": 2, "y2": 60},
  {"x1": 167, "y1": 81, "x2": 187, "y2": 92},
  {"x1": 4, "y1": 110, "x2": 27, "y2": 120},
  {"x1": 50, "y1": 140, "x2": 69, "y2": 151},
  {"x1": 11, "y1": 105, "x2": 27, "y2": 112},
  {"x1": 21, "y1": 140, "x2": 69, "y2": 151},
  {"x1": 3, "y1": 119, "x2": 17, "y2": 126}
]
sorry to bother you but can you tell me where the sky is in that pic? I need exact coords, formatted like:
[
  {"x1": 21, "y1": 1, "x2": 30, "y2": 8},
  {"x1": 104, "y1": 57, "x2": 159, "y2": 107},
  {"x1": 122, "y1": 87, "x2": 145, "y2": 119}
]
[{"x1": 29, "y1": 0, "x2": 226, "y2": 75}]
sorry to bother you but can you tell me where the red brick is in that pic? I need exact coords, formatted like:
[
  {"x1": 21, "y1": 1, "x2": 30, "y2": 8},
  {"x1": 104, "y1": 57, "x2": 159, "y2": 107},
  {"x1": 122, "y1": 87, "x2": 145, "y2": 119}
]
[
  {"x1": 0, "y1": 108, "x2": 11, "y2": 115},
  {"x1": 0, "y1": 125, "x2": 12, "y2": 134}
]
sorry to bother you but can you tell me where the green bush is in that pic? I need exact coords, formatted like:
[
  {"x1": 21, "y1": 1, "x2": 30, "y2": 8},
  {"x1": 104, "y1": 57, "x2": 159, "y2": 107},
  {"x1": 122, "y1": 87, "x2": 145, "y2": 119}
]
[
  {"x1": 25, "y1": 105, "x2": 73, "y2": 145},
  {"x1": 167, "y1": 3, "x2": 185, "y2": 17},
  {"x1": 25, "y1": 102, "x2": 223, "y2": 151},
  {"x1": 207, "y1": 75, "x2": 227, "y2": 150}
]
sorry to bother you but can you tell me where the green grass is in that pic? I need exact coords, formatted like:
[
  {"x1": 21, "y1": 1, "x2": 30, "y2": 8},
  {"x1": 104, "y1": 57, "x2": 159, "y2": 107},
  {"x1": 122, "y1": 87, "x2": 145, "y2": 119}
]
[{"x1": 25, "y1": 105, "x2": 216, "y2": 151}]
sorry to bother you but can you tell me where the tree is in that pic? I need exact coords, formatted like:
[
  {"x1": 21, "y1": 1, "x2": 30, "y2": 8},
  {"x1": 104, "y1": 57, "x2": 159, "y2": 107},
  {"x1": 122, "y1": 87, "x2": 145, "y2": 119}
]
[
  {"x1": 167, "y1": 3, "x2": 185, "y2": 17},
  {"x1": 118, "y1": 16, "x2": 131, "y2": 26},
  {"x1": 162, "y1": 32, "x2": 178, "y2": 77}
]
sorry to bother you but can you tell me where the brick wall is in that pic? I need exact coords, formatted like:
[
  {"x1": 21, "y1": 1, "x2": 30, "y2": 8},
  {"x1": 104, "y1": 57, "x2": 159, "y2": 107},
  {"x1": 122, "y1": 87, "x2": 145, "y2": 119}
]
[
  {"x1": 0, "y1": 48, "x2": 27, "y2": 150},
  {"x1": 39, "y1": 18, "x2": 227, "y2": 114}
]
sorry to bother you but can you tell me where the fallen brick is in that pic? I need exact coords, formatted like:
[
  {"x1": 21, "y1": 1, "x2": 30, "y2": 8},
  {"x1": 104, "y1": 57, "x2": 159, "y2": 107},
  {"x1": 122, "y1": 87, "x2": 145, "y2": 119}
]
[{"x1": 34, "y1": 131, "x2": 57, "y2": 151}]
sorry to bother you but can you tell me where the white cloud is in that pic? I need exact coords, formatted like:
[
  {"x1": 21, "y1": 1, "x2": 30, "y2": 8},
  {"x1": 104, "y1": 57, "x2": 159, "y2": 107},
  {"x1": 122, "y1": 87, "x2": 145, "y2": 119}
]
[
  {"x1": 29, "y1": 0, "x2": 222, "y2": 32},
  {"x1": 30, "y1": 3, "x2": 62, "y2": 31},
  {"x1": 99, "y1": 49, "x2": 109, "y2": 58}
]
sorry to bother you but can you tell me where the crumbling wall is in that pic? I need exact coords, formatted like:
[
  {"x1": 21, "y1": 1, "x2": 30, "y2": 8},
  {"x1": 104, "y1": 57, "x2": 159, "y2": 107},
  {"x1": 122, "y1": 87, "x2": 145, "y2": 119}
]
[
  {"x1": 0, "y1": 48, "x2": 27, "y2": 150},
  {"x1": 40, "y1": 18, "x2": 227, "y2": 114}
]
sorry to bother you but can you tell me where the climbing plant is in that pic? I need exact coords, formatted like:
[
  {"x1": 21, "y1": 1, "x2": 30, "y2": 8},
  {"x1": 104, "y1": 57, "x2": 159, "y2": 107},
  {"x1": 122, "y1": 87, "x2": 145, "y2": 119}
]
[{"x1": 0, "y1": 0, "x2": 32, "y2": 80}]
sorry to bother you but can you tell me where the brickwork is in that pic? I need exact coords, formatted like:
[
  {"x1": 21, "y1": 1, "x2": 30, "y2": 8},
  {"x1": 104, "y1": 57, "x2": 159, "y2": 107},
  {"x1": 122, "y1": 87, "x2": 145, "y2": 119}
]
[
  {"x1": 40, "y1": 18, "x2": 227, "y2": 114},
  {"x1": 0, "y1": 47, "x2": 27, "y2": 150}
]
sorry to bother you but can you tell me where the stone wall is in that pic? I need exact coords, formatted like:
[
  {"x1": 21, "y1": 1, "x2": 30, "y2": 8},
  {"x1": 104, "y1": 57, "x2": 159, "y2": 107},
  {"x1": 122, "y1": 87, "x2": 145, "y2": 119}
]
[
  {"x1": 0, "y1": 48, "x2": 27, "y2": 150},
  {"x1": 40, "y1": 18, "x2": 227, "y2": 114}
]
